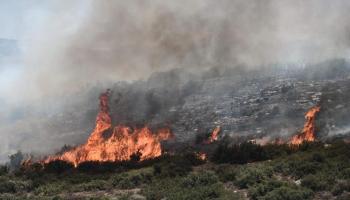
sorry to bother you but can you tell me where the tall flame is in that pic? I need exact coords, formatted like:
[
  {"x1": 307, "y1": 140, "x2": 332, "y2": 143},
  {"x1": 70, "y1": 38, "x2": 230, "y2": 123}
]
[
  {"x1": 290, "y1": 106, "x2": 320, "y2": 145},
  {"x1": 45, "y1": 90, "x2": 172, "y2": 166}
]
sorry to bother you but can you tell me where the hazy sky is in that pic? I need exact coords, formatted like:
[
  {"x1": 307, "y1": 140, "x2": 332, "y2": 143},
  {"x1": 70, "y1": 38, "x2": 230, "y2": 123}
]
[
  {"x1": 0, "y1": 0, "x2": 90, "y2": 104},
  {"x1": 0, "y1": 0, "x2": 50, "y2": 39}
]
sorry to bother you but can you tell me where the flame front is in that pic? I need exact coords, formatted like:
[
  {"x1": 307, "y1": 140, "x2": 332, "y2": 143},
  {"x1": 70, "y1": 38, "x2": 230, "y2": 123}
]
[
  {"x1": 290, "y1": 106, "x2": 320, "y2": 145},
  {"x1": 45, "y1": 90, "x2": 172, "y2": 166}
]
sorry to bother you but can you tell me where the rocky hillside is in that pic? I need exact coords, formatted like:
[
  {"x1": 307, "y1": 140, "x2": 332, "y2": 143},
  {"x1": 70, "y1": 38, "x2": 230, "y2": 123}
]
[{"x1": 108, "y1": 58, "x2": 350, "y2": 142}]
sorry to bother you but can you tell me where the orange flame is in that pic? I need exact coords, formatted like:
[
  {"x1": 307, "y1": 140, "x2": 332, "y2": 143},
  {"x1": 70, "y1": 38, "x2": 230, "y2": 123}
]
[
  {"x1": 205, "y1": 126, "x2": 221, "y2": 144},
  {"x1": 290, "y1": 106, "x2": 320, "y2": 145},
  {"x1": 44, "y1": 90, "x2": 172, "y2": 166}
]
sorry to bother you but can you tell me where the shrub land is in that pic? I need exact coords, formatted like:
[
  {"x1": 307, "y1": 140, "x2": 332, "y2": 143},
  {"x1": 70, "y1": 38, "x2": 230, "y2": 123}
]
[{"x1": 0, "y1": 140, "x2": 349, "y2": 200}]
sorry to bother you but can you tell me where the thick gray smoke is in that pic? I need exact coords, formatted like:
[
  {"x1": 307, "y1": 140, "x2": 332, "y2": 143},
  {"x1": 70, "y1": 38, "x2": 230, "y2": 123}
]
[
  {"x1": 15, "y1": 0, "x2": 350, "y2": 102},
  {"x1": 2, "y1": 0, "x2": 350, "y2": 162}
]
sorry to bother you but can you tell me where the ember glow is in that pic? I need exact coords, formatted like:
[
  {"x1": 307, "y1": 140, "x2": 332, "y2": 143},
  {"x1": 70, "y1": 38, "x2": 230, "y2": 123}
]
[
  {"x1": 196, "y1": 152, "x2": 207, "y2": 161},
  {"x1": 44, "y1": 90, "x2": 172, "y2": 166},
  {"x1": 290, "y1": 106, "x2": 321, "y2": 145}
]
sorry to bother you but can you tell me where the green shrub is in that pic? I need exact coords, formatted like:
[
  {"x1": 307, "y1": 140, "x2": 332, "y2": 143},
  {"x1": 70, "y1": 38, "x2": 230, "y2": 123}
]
[
  {"x1": 0, "y1": 166, "x2": 8, "y2": 176},
  {"x1": 12, "y1": 180, "x2": 33, "y2": 193},
  {"x1": 331, "y1": 180, "x2": 350, "y2": 196},
  {"x1": 248, "y1": 180, "x2": 284, "y2": 200},
  {"x1": 65, "y1": 173, "x2": 92, "y2": 184},
  {"x1": 142, "y1": 174, "x2": 234, "y2": 200},
  {"x1": 301, "y1": 174, "x2": 327, "y2": 191},
  {"x1": 263, "y1": 144, "x2": 292, "y2": 159},
  {"x1": 272, "y1": 161, "x2": 289, "y2": 175},
  {"x1": 235, "y1": 167, "x2": 272, "y2": 188},
  {"x1": 310, "y1": 153, "x2": 325, "y2": 163},
  {"x1": 112, "y1": 172, "x2": 152, "y2": 189},
  {"x1": 260, "y1": 186, "x2": 313, "y2": 200},
  {"x1": 215, "y1": 164, "x2": 240, "y2": 182},
  {"x1": 341, "y1": 168, "x2": 350, "y2": 179},
  {"x1": 0, "y1": 180, "x2": 16, "y2": 193},
  {"x1": 74, "y1": 180, "x2": 109, "y2": 191},
  {"x1": 153, "y1": 157, "x2": 192, "y2": 177},
  {"x1": 290, "y1": 161, "x2": 320, "y2": 178},
  {"x1": 34, "y1": 183, "x2": 65, "y2": 196},
  {"x1": 336, "y1": 192, "x2": 350, "y2": 200},
  {"x1": 181, "y1": 171, "x2": 219, "y2": 188}
]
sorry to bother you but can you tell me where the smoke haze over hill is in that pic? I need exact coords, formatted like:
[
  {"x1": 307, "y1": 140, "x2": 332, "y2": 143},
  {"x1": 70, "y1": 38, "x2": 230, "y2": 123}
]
[
  {"x1": 1, "y1": 0, "x2": 350, "y2": 162},
  {"x1": 8, "y1": 0, "x2": 350, "y2": 103}
]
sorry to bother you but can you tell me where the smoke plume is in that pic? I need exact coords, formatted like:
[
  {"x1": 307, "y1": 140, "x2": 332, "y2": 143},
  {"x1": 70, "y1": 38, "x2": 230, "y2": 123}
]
[{"x1": 15, "y1": 0, "x2": 350, "y2": 102}]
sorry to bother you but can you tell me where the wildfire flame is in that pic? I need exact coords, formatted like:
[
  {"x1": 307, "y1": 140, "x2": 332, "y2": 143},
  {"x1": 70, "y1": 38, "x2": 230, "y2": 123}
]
[
  {"x1": 204, "y1": 126, "x2": 221, "y2": 144},
  {"x1": 290, "y1": 106, "x2": 320, "y2": 145},
  {"x1": 44, "y1": 90, "x2": 172, "y2": 166}
]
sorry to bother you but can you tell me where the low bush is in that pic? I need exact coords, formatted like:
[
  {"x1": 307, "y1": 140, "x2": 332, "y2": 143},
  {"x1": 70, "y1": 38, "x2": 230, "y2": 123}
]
[
  {"x1": 73, "y1": 180, "x2": 110, "y2": 191},
  {"x1": 142, "y1": 172, "x2": 236, "y2": 200},
  {"x1": 260, "y1": 186, "x2": 313, "y2": 200},
  {"x1": 248, "y1": 180, "x2": 284, "y2": 200},
  {"x1": 341, "y1": 168, "x2": 350, "y2": 179},
  {"x1": 112, "y1": 172, "x2": 152, "y2": 189},
  {"x1": 0, "y1": 180, "x2": 16, "y2": 193},
  {"x1": 235, "y1": 166, "x2": 273, "y2": 188},
  {"x1": 181, "y1": 171, "x2": 219, "y2": 188},
  {"x1": 152, "y1": 155, "x2": 193, "y2": 177},
  {"x1": 34, "y1": 183, "x2": 66, "y2": 196},
  {"x1": 214, "y1": 164, "x2": 240, "y2": 182},
  {"x1": 0, "y1": 165, "x2": 8, "y2": 176},
  {"x1": 331, "y1": 180, "x2": 350, "y2": 196},
  {"x1": 301, "y1": 174, "x2": 327, "y2": 191}
]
